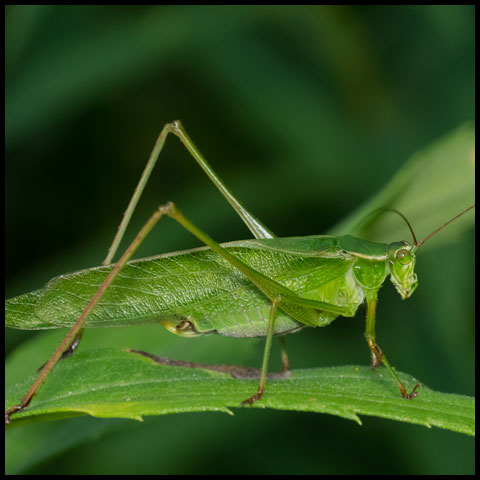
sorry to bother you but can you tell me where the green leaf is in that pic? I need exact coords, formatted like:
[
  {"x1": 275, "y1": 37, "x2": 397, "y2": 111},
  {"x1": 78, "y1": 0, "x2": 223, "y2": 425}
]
[
  {"x1": 5, "y1": 347, "x2": 474, "y2": 435},
  {"x1": 330, "y1": 123, "x2": 475, "y2": 250}
]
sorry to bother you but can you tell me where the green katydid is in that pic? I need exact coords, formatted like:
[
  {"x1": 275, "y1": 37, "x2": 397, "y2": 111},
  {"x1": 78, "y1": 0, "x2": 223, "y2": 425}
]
[{"x1": 4, "y1": 121, "x2": 475, "y2": 423}]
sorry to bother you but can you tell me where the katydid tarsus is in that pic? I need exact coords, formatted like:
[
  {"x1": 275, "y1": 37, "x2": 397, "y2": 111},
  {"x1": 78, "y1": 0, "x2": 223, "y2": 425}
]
[{"x1": 4, "y1": 120, "x2": 475, "y2": 423}]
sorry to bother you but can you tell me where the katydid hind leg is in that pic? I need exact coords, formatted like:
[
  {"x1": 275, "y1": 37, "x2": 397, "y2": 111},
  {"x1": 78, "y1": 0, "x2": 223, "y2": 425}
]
[
  {"x1": 364, "y1": 293, "x2": 421, "y2": 399},
  {"x1": 5, "y1": 204, "x2": 174, "y2": 423},
  {"x1": 106, "y1": 121, "x2": 274, "y2": 267},
  {"x1": 171, "y1": 121, "x2": 275, "y2": 240}
]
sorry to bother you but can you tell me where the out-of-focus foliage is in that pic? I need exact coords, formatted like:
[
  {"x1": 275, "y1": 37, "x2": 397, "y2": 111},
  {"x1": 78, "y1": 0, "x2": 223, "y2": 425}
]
[{"x1": 5, "y1": 5, "x2": 474, "y2": 475}]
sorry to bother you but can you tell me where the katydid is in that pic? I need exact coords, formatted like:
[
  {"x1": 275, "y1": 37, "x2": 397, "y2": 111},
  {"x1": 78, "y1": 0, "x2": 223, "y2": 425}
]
[{"x1": 4, "y1": 121, "x2": 475, "y2": 423}]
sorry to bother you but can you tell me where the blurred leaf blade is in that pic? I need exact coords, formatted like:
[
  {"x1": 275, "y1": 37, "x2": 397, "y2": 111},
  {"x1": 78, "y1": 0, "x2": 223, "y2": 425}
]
[
  {"x1": 5, "y1": 416, "x2": 131, "y2": 475},
  {"x1": 5, "y1": 347, "x2": 474, "y2": 436},
  {"x1": 330, "y1": 123, "x2": 475, "y2": 249}
]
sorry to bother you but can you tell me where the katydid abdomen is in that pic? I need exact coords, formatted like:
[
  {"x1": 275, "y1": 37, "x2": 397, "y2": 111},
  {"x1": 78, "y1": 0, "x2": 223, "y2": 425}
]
[{"x1": 6, "y1": 235, "x2": 366, "y2": 337}]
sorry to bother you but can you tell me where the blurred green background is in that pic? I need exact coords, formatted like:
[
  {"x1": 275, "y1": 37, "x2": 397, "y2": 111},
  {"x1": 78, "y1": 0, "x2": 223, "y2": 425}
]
[{"x1": 5, "y1": 5, "x2": 474, "y2": 475}]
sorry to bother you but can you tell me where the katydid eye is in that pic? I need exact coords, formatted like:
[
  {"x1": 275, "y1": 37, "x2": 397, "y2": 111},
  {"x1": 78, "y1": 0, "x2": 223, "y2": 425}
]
[{"x1": 396, "y1": 248, "x2": 410, "y2": 264}]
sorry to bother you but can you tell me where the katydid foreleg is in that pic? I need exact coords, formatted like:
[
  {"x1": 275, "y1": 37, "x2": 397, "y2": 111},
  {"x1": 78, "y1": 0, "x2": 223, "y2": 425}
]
[{"x1": 364, "y1": 291, "x2": 420, "y2": 399}]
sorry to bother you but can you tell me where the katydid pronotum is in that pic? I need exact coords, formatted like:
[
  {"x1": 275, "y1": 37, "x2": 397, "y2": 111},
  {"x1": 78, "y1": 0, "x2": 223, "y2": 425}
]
[{"x1": 5, "y1": 121, "x2": 475, "y2": 423}]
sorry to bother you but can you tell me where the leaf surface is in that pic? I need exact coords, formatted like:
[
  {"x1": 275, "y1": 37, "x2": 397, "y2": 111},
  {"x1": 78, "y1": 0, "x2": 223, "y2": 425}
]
[{"x1": 5, "y1": 347, "x2": 474, "y2": 436}]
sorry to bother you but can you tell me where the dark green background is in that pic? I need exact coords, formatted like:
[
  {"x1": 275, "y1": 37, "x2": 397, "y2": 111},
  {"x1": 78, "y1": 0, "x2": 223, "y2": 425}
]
[{"x1": 5, "y1": 5, "x2": 474, "y2": 474}]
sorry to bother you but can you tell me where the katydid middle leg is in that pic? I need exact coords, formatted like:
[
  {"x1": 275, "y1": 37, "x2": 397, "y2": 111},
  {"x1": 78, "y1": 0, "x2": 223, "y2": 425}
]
[
  {"x1": 162, "y1": 202, "x2": 358, "y2": 404},
  {"x1": 278, "y1": 335, "x2": 290, "y2": 373},
  {"x1": 242, "y1": 297, "x2": 281, "y2": 405},
  {"x1": 37, "y1": 329, "x2": 83, "y2": 372}
]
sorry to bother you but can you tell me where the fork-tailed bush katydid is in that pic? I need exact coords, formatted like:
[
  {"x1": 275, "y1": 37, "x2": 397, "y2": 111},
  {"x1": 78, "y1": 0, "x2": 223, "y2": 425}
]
[{"x1": 4, "y1": 121, "x2": 475, "y2": 423}]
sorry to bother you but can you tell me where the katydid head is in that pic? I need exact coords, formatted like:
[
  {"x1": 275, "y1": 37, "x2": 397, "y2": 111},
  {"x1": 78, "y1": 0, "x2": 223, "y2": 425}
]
[
  {"x1": 386, "y1": 204, "x2": 474, "y2": 300},
  {"x1": 387, "y1": 242, "x2": 418, "y2": 300}
]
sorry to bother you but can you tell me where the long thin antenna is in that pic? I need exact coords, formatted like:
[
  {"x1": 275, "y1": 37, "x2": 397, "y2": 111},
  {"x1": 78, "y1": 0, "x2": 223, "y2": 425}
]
[
  {"x1": 353, "y1": 207, "x2": 418, "y2": 244},
  {"x1": 383, "y1": 208, "x2": 418, "y2": 245},
  {"x1": 416, "y1": 204, "x2": 475, "y2": 248}
]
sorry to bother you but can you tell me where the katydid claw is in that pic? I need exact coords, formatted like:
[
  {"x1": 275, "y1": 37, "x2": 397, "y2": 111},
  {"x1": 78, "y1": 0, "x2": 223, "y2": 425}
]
[
  {"x1": 402, "y1": 382, "x2": 422, "y2": 399},
  {"x1": 241, "y1": 391, "x2": 263, "y2": 406},
  {"x1": 5, "y1": 404, "x2": 23, "y2": 424}
]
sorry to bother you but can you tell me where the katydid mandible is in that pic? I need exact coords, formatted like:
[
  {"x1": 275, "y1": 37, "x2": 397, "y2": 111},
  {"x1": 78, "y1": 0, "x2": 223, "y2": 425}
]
[{"x1": 4, "y1": 121, "x2": 475, "y2": 423}]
